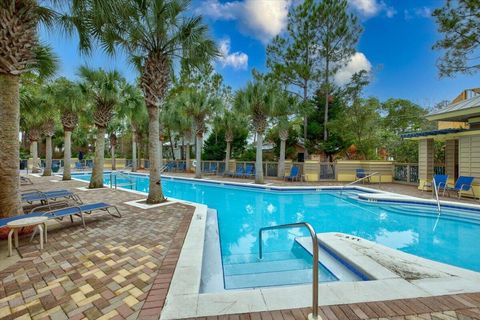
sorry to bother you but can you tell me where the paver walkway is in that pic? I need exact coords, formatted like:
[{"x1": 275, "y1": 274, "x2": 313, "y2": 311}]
[{"x1": 0, "y1": 176, "x2": 194, "y2": 320}]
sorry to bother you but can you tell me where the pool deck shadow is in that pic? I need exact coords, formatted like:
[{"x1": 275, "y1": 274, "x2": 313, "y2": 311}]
[{"x1": 0, "y1": 175, "x2": 479, "y2": 320}]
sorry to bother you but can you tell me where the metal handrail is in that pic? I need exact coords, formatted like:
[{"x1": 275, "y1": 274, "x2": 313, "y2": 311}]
[
  {"x1": 110, "y1": 171, "x2": 136, "y2": 190},
  {"x1": 432, "y1": 177, "x2": 442, "y2": 231},
  {"x1": 258, "y1": 222, "x2": 321, "y2": 320},
  {"x1": 340, "y1": 172, "x2": 379, "y2": 195}
]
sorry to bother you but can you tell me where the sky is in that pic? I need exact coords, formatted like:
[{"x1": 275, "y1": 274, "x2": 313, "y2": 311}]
[{"x1": 40, "y1": 0, "x2": 480, "y2": 109}]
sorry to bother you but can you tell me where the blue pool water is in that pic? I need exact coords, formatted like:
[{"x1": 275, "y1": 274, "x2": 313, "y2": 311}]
[{"x1": 73, "y1": 172, "x2": 480, "y2": 289}]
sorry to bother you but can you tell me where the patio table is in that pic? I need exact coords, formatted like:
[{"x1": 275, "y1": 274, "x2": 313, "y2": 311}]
[{"x1": 7, "y1": 216, "x2": 48, "y2": 256}]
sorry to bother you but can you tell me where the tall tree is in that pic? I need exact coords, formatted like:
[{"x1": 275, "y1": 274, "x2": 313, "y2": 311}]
[
  {"x1": 117, "y1": 83, "x2": 147, "y2": 172},
  {"x1": 433, "y1": 0, "x2": 480, "y2": 76},
  {"x1": 47, "y1": 78, "x2": 84, "y2": 180},
  {"x1": 178, "y1": 89, "x2": 221, "y2": 178},
  {"x1": 266, "y1": 0, "x2": 320, "y2": 160},
  {"x1": 40, "y1": 103, "x2": 57, "y2": 177},
  {"x1": 271, "y1": 92, "x2": 298, "y2": 178},
  {"x1": 77, "y1": 0, "x2": 218, "y2": 203},
  {"x1": 235, "y1": 77, "x2": 278, "y2": 184},
  {"x1": 216, "y1": 110, "x2": 247, "y2": 173},
  {"x1": 315, "y1": 0, "x2": 362, "y2": 141},
  {"x1": 0, "y1": 1, "x2": 62, "y2": 217},
  {"x1": 78, "y1": 67, "x2": 123, "y2": 188}
]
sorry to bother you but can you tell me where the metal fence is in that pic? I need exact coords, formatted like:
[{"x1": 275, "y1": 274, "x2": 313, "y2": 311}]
[{"x1": 393, "y1": 163, "x2": 445, "y2": 185}]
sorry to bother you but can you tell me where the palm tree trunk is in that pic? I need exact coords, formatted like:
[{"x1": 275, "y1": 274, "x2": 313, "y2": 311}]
[
  {"x1": 31, "y1": 141, "x2": 40, "y2": 173},
  {"x1": 278, "y1": 138, "x2": 287, "y2": 178},
  {"x1": 159, "y1": 139, "x2": 163, "y2": 168},
  {"x1": 63, "y1": 130, "x2": 72, "y2": 180},
  {"x1": 43, "y1": 135, "x2": 52, "y2": 176},
  {"x1": 225, "y1": 141, "x2": 231, "y2": 173},
  {"x1": 255, "y1": 132, "x2": 264, "y2": 184},
  {"x1": 89, "y1": 127, "x2": 106, "y2": 188},
  {"x1": 0, "y1": 74, "x2": 22, "y2": 218},
  {"x1": 146, "y1": 106, "x2": 165, "y2": 203},
  {"x1": 111, "y1": 145, "x2": 116, "y2": 170},
  {"x1": 186, "y1": 142, "x2": 191, "y2": 172},
  {"x1": 132, "y1": 134, "x2": 137, "y2": 172},
  {"x1": 195, "y1": 134, "x2": 202, "y2": 179}
]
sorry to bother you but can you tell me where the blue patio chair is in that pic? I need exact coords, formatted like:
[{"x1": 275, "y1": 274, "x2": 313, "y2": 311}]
[
  {"x1": 422, "y1": 174, "x2": 448, "y2": 195},
  {"x1": 204, "y1": 163, "x2": 217, "y2": 175},
  {"x1": 356, "y1": 168, "x2": 370, "y2": 183},
  {"x1": 21, "y1": 189, "x2": 82, "y2": 205},
  {"x1": 446, "y1": 176, "x2": 475, "y2": 199},
  {"x1": 244, "y1": 164, "x2": 255, "y2": 178},
  {"x1": 231, "y1": 166, "x2": 245, "y2": 178},
  {"x1": 285, "y1": 166, "x2": 300, "y2": 181},
  {"x1": 75, "y1": 161, "x2": 86, "y2": 170},
  {"x1": 177, "y1": 162, "x2": 186, "y2": 172}
]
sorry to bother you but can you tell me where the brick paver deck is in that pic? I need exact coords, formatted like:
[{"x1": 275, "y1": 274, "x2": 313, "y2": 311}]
[
  {"x1": 1, "y1": 175, "x2": 479, "y2": 320},
  {"x1": 0, "y1": 176, "x2": 194, "y2": 320}
]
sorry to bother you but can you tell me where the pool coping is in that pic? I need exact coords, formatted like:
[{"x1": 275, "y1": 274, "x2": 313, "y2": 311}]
[{"x1": 65, "y1": 171, "x2": 480, "y2": 318}]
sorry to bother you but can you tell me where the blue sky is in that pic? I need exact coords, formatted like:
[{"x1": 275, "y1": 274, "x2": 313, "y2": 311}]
[{"x1": 40, "y1": 0, "x2": 480, "y2": 108}]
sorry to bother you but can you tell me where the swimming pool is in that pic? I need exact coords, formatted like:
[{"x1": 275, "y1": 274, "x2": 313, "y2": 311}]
[{"x1": 72, "y1": 172, "x2": 480, "y2": 289}]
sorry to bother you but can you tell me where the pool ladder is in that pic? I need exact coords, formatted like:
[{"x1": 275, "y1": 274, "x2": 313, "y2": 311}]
[
  {"x1": 109, "y1": 171, "x2": 136, "y2": 190},
  {"x1": 258, "y1": 222, "x2": 322, "y2": 320}
]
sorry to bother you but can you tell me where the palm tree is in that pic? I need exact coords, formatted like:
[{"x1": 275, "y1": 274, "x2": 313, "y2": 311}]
[
  {"x1": 78, "y1": 67, "x2": 123, "y2": 188},
  {"x1": 235, "y1": 79, "x2": 278, "y2": 184},
  {"x1": 76, "y1": 0, "x2": 218, "y2": 203},
  {"x1": 164, "y1": 97, "x2": 194, "y2": 171},
  {"x1": 117, "y1": 83, "x2": 147, "y2": 172},
  {"x1": 217, "y1": 110, "x2": 246, "y2": 173},
  {"x1": 41, "y1": 114, "x2": 57, "y2": 177},
  {"x1": 178, "y1": 89, "x2": 221, "y2": 178},
  {"x1": 47, "y1": 78, "x2": 84, "y2": 180},
  {"x1": 271, "y1": 92, "x2": 299, "y2": 178},
  {"x1": 0, "y1": 0, "x2": 61, "y2": 217}
]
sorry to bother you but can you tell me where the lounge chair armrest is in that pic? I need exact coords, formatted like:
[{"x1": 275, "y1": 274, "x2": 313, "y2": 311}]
[
  {"x1": 460, "y1": 183, "x2": 471, "y2": 191},
  {"x1": 22, "y1": 188, "x2": 42, "y2": 195},
  {"x1": 30, "y1": 200, "x2": 70, "y2": 213}
]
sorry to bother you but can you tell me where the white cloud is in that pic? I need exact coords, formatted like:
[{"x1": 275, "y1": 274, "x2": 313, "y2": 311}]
[
  {"x1": 404, "y1": 7, "x2": 431, "y2": 20},
  {"x1": 199, "y1": 0, "x2": 290, "y2": 44},
  {"x1": 348, "y1": 0, "x2": 396, "y2": 18},
  {"x1": 334, "y1": 52, "x2": 372, "y2": 85},
  {"x1": 217, "y1": 38, "x2": 248, "y2": 70}
]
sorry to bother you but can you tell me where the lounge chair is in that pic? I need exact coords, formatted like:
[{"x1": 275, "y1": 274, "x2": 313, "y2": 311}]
[
  {"x1": 356, "y1": 168, "x2": 369, "y2": 183},
  {"x1": 446, "y1": 176, "x2": 476, "y2": 199},
  {"x1": 31, "y1": 201, "x2": 121, "y2": 228},
  {"x1": 422, "y1": 174, "x2": 448, "y2": 195},
  {"x1": 20, "y1": 176, "x2": 33, "y2": 185},
  {"x1": 0, "y1": 212, "x2": 46, "y2": 229},
  {"x1": 244, "y1": 164, "x2": 255, "y2": 178},
  {"x1": 285, "y1": 166, "x2": 301, "y2": 181},
  {"x1": 21, "y1": 189, "x2": 82, "y2": 205}
]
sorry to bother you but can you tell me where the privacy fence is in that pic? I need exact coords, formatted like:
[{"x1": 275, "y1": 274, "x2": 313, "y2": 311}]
[{"x1": 22, "y1": 157, "x2": 442, "y2": 185}]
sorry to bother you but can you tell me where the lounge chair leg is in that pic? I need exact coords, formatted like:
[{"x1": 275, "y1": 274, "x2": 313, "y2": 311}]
[
  {"x1": 7, "y1": 229, "x2": 14, "y2": 257},
  {"x1": 30, "y1": 228, "x2": 37, "y2": 243},
  {"x1": 38, "y1": 225, "x2": 44, "y2": 250},
  {"x1": 70, "y1": 215, "x2": 74, "y2": 223},
  {"x1": 44, "y1": 223, "x2": 48, "y2": 243},
  {"x1": 81, "y1": 213, "x2": 86, "y2": 228}
]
